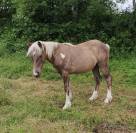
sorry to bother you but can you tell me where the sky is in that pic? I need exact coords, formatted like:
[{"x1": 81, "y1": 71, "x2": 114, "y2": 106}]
[{"x1": 114, "y1": 0, "x2": 133, "y2": 11}]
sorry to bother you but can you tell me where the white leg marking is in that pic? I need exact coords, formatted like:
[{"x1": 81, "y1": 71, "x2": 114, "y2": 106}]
[
  {"x1": 104, "y1": 89, "x2": 112, "y2": 104},
  {"x1": 63, "y1": 93, "x2": 71, "y2": 110},
  {"x1": 89, "y1": 90, "x2": 98, "y2": 101},
  {"x1": 60, "y1": 53, "x2": 65, "y2": 59},
  {"x1": 69, "y1": 90, "x2": 72, "y2": 101}
]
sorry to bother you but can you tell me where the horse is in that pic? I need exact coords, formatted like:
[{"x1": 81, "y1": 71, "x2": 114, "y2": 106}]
[{"x1": 27, "y1": 40, "x2": 112, "y2": 110}]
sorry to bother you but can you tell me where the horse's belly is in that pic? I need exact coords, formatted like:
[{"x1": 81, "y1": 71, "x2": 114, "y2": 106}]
[
  {"x1": 70, "y1": 58, "x2": 97, "y2": 74},
  {"x1": 70, "y1": 67, "x2": 92, "y2": 74}
]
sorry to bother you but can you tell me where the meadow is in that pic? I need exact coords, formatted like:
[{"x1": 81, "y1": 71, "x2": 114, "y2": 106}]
[
  {"x1": 0, "y1": 0, "x2": 136, "y2": 132},
  {"x1": 0, "y1": 53, "x2": 136, "y2": 133}
]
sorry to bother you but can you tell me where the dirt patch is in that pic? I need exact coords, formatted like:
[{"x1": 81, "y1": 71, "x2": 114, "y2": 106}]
[{"x1": 93, "y1": 122, "x2": 134, "y2": 133}]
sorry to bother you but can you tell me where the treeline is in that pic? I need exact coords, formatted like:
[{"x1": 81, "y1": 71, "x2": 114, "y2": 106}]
[{"x1": 0, "y1": 0, "x2": 136, "y2": 55}]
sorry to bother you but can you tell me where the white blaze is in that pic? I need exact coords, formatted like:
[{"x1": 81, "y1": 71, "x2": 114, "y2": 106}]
[{"x1": 33, "y1": 68, "x2": 38, "y2": 76}]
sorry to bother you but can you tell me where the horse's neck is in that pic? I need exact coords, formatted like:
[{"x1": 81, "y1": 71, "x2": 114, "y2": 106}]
[
  {"x1": 45, "y1": 43, "x2": 59, "y2": 63},
  {"x1": 46, "y1": 51, "x2": 56, "y2": 65}
]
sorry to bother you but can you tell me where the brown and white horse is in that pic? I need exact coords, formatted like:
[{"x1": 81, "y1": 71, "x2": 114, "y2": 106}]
[{"x1": 27, "y1": 40, "x2": 112, "y2": 110}]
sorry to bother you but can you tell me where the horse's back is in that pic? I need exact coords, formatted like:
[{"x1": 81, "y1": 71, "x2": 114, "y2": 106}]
[
  {"x1": 78, "y1": 39, "x2": 110, "y2": 62},
  {"x1": 78, "y1": 39, "x2": 106, "y2": 48}
]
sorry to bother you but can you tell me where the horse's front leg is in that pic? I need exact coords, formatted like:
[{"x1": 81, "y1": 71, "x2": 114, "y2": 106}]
[{"x1": 62, "y1": 71, "x2": 72, "y2": 110}]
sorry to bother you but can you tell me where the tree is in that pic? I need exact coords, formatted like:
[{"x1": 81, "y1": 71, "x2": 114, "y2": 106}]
[
  {"x1": 133, "y1": 0, "x2": 136, "y2": 10},
  {"x1": 1, "y1": 0, "x2": 136, "y2": 55}
]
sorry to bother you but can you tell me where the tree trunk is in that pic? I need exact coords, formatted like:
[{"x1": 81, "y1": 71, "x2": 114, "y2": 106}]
[{"x1": 133, "y1": 0, "x2": 136, "y2": 10}]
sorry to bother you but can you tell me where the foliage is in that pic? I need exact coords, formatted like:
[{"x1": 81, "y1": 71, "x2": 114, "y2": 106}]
[
  {"x1": 0, "y1": 0, "x2": 136, "y2": 56},
  {"x1": 0, "y1": 0, "x2": 15, "y2": 32}
]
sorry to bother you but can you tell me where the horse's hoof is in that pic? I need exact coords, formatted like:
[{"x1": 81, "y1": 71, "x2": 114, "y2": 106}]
[
  {"x1": 89, "y1": 90, "x2": 98, "y2": 102},
  {"x1": 104, "y1": 97, "x2": 112, "y2": 104},
  {"x1": 89, "y1": 97, "x2": 96, "y2": 101},
  {"x1": 89, "y1": 93, "x2": 98, "y2": 101},
  {"x1": 62, "y1": 103, "x2": 71, "y2": 110}
]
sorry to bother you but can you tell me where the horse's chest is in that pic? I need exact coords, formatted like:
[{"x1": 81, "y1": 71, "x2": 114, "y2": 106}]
[{"x1": 53, "y1": 54, "x2": 70, "y2": 70}]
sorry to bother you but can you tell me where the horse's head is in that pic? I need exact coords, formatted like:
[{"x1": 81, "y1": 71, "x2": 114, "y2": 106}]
[{"x1": 27, "y1": 41, "x2": 46, "y2": 78}]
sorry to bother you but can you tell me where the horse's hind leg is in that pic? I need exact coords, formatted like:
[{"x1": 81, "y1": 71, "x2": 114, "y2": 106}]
[
  {"x1": 99, "y1": 62, "x2": 112, "y2": 104},
  {"x1": 89, "y1": 64, "x2": 101, "y2": 101}
]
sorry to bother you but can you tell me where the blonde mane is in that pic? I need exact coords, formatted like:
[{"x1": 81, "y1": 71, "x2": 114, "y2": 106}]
[
  {"x1": 62, "y1": 42, "x2": 73, "y2": 46},
  {"x1": 27, "y1": 41, "x2": 73, "y2": 59},
  {"x1": 27, "y1": 41, "x2": 59, "y2": 59},
  {"x1": 27, "y1": 41, "x2": 42, "y2": 58},
  {"x1": 40, "y1": 41, "x2": 59, "y2": 59}
]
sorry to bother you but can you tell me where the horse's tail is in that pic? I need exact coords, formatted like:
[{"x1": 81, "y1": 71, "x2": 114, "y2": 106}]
[
  {"x1": 105, "y1": 43, "x2": 110, "y2": 60},
  {"x1": 105, "y1": 43, "x2": 110, "y2": 50}
]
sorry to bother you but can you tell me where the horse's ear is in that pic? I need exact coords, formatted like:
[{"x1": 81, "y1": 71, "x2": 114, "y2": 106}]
[
  {"x1": 27, "y1": 41, "x2": 32, "y2": 48},
  {"x1": 38, "y1": 41, "x2": 42, "y2": 48}
]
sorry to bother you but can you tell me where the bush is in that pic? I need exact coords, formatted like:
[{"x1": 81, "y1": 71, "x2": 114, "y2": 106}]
[{"x1": 0, "y1": 0, "x2": 136, "y2": 56}]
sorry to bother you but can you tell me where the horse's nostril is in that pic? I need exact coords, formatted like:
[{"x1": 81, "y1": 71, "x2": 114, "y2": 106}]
[
  {"x1": 35, "y1": 74, "x2": 40, "y2": 78},
  {"x1": 36, "y1": 72, "x2": 39, "y2": 75}
]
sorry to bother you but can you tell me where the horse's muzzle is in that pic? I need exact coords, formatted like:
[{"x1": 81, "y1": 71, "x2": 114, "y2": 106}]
[
  {"x1": 35, "y1": 74, "x2": 40, "y2": 78},
  {"x1": 33, "y1": 72, "x2": 40, "y2": 78}
]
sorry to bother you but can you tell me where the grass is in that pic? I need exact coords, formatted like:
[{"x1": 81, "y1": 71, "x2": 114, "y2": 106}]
[{"x1": 0, "y1": 53, "x2": 136, "y2": 132}]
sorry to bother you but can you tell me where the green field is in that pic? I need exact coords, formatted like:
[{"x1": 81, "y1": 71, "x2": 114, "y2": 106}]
[{"x1": 0, "y1": 53, "x2": 136, "y2": 133}]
